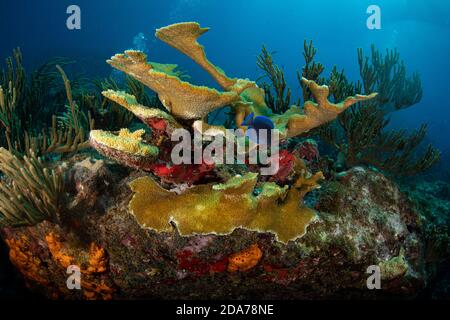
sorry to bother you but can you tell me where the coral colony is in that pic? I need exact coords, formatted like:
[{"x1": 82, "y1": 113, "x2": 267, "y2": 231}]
[
  {"x1": 87, "y1": 22, "x2": 375, "y2": 242},
  {"x1": 0, "y1": 21, "x2": 445, "y2": 300}
]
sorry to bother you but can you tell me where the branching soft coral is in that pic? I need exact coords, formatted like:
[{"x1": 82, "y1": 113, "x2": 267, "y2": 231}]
[
  {"x1": 0, "y1": 148, "x2": 66, "y2": 227},
  {"x1": 0, "y1": 49, "x2": 93, "y2": 156},
  {"x1": 256, "y1": 46, "x2": 291, "y2": 114},
  {"x1": 315, "y1": 45, "x2": 440, "y2": 176},
  {"x1": 357, "y1": 45, "x2": 423, "y2": 111},
  {"x1": 258, "y1": 39, "x2": 439, "y2": 176}
]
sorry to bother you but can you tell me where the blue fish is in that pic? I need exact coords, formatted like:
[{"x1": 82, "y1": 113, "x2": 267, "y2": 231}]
[{"x1": 241, "y1": 113, "x2": 275, "y2": 145}]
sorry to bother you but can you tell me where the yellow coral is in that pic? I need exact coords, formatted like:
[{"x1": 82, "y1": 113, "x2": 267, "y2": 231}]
[
  {"x1": 102, "y1": 90, "x2": 182, "y2": 130},
  {"x1": 206, "y1": 76, "x2": 377, "y2": 139},
  {"x1": 99, "y1": 22, "x2": 377, "y2": 144},
  {"x1": 119, "y1": 128, "x2": 145, "y2": 141},
  {"x1": 107, "y1": 50, "x2": 249, "y2": 120},
  {"x1": 129, "y1": 170, "x2": 323, "y2": 243},
  {"x1": 237, "y1": 78, "x2": 378, "y2": 139},
  {"x1": 89, "y1": 129, "x2": 158, "y2": 157},
  {"x1": 150, "y1": 61, "x2": 184, "y2": 78},
  {"x1": 280, "y1": 78, "x2": 378, "y2": 138},
  {"x1": 155, "y1": 22, "x2": 250, "y2": 91},
  {"x1": 228, "y1": 244, "x2": 263, "y2": 272}
]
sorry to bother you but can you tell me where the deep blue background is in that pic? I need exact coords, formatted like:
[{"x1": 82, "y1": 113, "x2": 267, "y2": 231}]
[{"x1": 0, "y1": 0, "x2": 449, "y2": 157}]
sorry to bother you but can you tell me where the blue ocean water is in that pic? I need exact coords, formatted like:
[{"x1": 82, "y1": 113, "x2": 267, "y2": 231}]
[{"x1": 0, "y1": 0, "x2": 449, "y2": 168}]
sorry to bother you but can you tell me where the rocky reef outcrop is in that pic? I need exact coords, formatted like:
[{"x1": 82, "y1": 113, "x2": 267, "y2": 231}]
[{"x1": 0, "y1": 156, "x2": 427, "y2": 299}]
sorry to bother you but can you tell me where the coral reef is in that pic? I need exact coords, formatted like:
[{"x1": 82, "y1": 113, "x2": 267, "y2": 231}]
[
  {"x1": 86, "y1": 22, "x2": 376, "y2": 245},
  {"x1": 0, "y1": 21, "x2": 444, "y2": 300}
]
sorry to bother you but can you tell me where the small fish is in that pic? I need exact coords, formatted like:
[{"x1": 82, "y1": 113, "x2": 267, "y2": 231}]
[{"x1": 241, "y1": 113, "x2": 275, "y2": 145}]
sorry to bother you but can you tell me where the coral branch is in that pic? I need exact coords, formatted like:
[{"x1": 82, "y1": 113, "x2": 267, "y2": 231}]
[
  {"x1": 155, "y1": 22, "x2": 242, "y2": 91},
  {"x1": 300, "y1": 40, "x2": 325, "y2": 102},
  {"x1": 107, "y1": 50, "x2": 248, "y2": 120},
  {"x1": 91, "y1": 22, "x2": 378, "y2": 173},
  {"x1": 101, "y1": 90, "x2": 182, "y2": 133},
  {"x1": 272, "y1": 78, "x2": 377, "y2": 138},
  {"x1": 357, "y1": 45, "x2": 422, "y2": 110}
]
